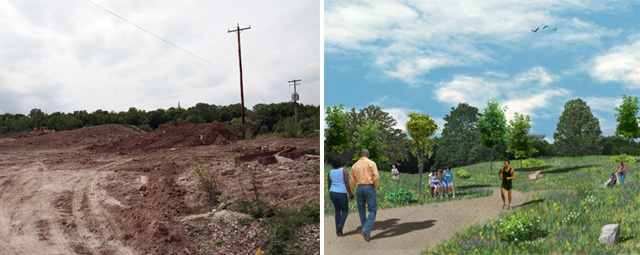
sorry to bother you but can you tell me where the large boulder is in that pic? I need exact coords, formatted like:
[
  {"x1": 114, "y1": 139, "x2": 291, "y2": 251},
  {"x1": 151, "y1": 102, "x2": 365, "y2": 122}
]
[
  {"x1": 529, "y1": 170, "x2": 543, "y2": 180},
  {"x1": 598, "y1": 224, "x2": 620, "y2": 245}
]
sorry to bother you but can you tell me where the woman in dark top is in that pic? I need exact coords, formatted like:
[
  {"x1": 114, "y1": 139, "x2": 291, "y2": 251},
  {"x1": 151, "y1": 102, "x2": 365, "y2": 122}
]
[{"x1": 498, "y1": 160, "x2": 516, "y2": 210}]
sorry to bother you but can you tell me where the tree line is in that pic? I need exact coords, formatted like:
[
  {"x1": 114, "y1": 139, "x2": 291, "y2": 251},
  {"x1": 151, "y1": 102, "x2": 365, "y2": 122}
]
[
  {"x1": 0, "y1": 102, "x2": 320, "y2": 138},
  {"x1": 325, "y1": 95, "x2": 640, "y2": 174}
]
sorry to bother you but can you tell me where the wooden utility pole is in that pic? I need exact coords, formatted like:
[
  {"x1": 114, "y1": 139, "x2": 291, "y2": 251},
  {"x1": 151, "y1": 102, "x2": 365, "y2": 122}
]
[
  {"x1": 288, "y1": 79, "x2": 301, "y2": 125},
  {"x1": 228, "y1": 23, "x2": 251, "y2": 139}
]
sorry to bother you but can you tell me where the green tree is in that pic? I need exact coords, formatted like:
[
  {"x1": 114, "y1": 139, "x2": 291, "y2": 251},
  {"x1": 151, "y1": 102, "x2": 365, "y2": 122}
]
[
  {"x1": 324, "y1": 104, "x2": 351, "y2": 157},
  {"x1": 477, "y1": 99, "x2": 509, "y2": 171},
  {"x1": 346, "y1": 105, "x2": 408, "y2": 168},
  {"x1": 29, "y1": 108, "x2": 47, "y2": 128},
  {"x1": 614, "y1": 94, "x2": 640, "y2": 154},
  {"x1": 353, "y1": 119, "x2": 386, "y2": 165},
  {"x1": 554, "y1": 98, "x2": 602, "y2": 156},
  {"x1": 529, "y1": 134, "x2": 554, "y2": 157},
  {"x1": 436, "y1": 103, "x2": 492, "y2": 168},
  {"x1": 507, "y1": 113, "x2": 538, "y2": 168},
  {"x1": 405, "y1": 112, "x2": 438, "y2": 194}
]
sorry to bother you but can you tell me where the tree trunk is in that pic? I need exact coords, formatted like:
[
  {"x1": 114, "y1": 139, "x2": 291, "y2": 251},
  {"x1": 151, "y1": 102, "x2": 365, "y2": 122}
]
[
  {"x1": 418, "y1": 164, "x2": 423, "y2": 194},
  {"x1": 490, "y1": 146, "x2": 494, "y2": 172}
]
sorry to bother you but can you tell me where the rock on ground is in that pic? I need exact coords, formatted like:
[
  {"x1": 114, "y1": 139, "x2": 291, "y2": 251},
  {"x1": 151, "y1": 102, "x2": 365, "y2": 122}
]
[{"x1": 599, "y1": 224, "x2": 620, "y2": 245}]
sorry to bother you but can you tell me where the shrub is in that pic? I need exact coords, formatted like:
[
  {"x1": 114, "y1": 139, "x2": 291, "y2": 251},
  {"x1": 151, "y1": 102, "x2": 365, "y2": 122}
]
[
  {"x1": 609, "y1": 154, "x2": 636, "y2": 163},
  {"x1": 192, "y1": 155, "x2": 219, "y2": 206},
  {"x1": 498, "y1": 210, "x2": 539, "y2": 242},
  {"x1": 265, "y1": 202, "x2": 318, "y2": 255},
  {"x1": 385, "y1": 188, "x2": 413, "y2": 205},
  {"x1": 456, "y1": 168, "x2": 472, "y2": 179},
  {"x1": 521, "y1": 158, "x2": 546, "y2": 168}
]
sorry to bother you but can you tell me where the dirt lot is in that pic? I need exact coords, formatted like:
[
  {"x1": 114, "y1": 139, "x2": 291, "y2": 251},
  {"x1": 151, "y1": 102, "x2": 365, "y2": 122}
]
[{"x1": 0, "y1": 122, "x2": 319, "y2": 254}]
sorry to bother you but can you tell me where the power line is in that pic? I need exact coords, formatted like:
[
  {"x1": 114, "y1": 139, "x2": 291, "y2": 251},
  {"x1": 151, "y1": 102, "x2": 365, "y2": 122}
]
[{"x1": 84, "y1": 0, "x2": 229, "y2": 71}]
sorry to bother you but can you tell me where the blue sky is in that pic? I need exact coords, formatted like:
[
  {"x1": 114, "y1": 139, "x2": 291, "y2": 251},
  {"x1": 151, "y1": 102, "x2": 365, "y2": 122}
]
[{"x1": 324, "y1": 0, "x2": 640, "y2": 142}]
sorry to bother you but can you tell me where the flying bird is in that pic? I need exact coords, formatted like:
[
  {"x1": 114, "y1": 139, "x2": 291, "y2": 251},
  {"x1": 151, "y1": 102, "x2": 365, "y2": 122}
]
[
  {"x1": 543, "y1": 25, "x2": 549, "y2": 30},
  {"x1": 553, "y1": 27, "x2": 557, "y2": 31},
  {"x1": 531, "y1": 27, "x2": 539, "y2": 32}
]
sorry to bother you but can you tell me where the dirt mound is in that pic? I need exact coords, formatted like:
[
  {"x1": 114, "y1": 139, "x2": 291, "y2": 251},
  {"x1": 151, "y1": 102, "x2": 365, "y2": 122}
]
[
  {"x1": 93, "y1": 121, "x2": 241, "y2": 153},
  {"x1": 0, "y1": 124, "x2": 144, "y2": 148}
]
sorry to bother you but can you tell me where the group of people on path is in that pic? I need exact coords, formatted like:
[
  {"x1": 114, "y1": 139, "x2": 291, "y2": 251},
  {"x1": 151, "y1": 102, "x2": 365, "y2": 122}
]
[{"x1": 328, "y1": 153, "x2": 519, "y2": 242}]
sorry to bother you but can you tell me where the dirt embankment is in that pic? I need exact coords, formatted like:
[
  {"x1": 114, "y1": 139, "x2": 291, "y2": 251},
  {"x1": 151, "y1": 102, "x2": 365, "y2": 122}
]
[{"x1": 0, "y1": 122, "x2": 319, "y2": 254}]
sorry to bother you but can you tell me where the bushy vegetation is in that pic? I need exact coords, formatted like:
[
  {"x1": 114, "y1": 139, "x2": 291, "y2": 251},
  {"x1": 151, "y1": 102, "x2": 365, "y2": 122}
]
[
  {"x1": 192, "y1": 155, "x2": 219, "y2": 206},
  {"x1": 385, "y1": 188, "x2": 413, "y2": 205},
  {"x1": 456, "y1": 168, "x2": 472, "y2": 179},
  {"x1": 609, "y1": 154, "x2": 636, "y2": 163},
  {"x1": 497, "y1": 210, "x2": 540, "y2": 242},
  {"x1": 0, "y1": 102, "x2": 319, "y2": 138},
  {"x1": 423, "y1": 155, "x2": 640, "y2": 254},
  {"x1": 231, "y1": 164, "x2": 318, "y2": 255},
  {"x1": 521, "y1": 158, "x2": 546, "y2": 168}
]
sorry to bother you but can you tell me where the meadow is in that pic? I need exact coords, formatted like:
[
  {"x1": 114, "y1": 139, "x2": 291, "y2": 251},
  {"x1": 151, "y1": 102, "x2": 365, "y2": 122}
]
[{"x1": 421, "y1": 155, "x2": 640, "y2": 254}]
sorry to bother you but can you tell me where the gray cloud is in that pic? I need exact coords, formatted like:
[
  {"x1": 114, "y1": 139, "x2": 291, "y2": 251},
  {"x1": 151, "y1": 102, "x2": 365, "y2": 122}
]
[{"x1": 0, "y1": 0, "x2": 319, "y2": 115}]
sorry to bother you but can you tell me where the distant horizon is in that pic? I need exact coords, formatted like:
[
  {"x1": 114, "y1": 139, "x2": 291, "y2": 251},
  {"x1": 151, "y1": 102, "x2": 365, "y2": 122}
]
[{"x1": 2, "y1": 100, "x2": 319, "y2": 116}]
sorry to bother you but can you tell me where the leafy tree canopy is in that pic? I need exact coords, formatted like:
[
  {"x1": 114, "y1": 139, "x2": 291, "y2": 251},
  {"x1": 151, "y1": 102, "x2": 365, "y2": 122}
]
[{"x1": 553, "y1": 98, "x2": 602, "y2": 156}]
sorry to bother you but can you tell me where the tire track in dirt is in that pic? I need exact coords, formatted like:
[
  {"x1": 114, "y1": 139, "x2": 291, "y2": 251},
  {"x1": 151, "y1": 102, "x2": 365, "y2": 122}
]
[{"x1": 71, "y1": 176, "x2": 101, "y2": 254}]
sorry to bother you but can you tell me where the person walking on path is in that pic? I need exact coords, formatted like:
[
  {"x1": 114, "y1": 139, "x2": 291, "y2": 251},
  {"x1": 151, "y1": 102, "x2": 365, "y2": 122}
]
[
  {"x1": 444, "y1": 166, "x2": 455, "y2": 198},
  {"x1": 615, "y1": 161, "x2": 627, "y2": 185},
  {"x1": 328, "y1": 157, "x2": 355, "y2": 236},
  {"x1": 349, "y1": 149, "x2": 379, "y2": 242},
  {"x1": 498, "y1": 160, "x2": 516, "y2": 210}
]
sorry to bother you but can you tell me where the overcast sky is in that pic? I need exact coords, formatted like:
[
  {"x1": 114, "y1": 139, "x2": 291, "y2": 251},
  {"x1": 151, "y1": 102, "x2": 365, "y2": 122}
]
[
  {"x1": 0, "y1": 0, "x2": 319, "y2": 115},
  {"x1": 325, "y1": 0, "x2": 640, "y2": 142}
]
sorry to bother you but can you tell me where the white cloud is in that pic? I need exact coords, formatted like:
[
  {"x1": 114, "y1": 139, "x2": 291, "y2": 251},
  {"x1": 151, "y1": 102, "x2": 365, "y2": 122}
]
[
  {"x1": 0, "y1": 0, "x2": 319, "y2": 114},
  {"x1": 435, "y1": 67, "x2": 568, "y2": 120},
  {"x1": 325, "y1": 0, "x2": 621, "y2": 84},
  {"x1": 590, "y1": 36, "x2": 640, "y2": 88},
  {"x1": 382, "y1": 107, "x2": 417, "y2": 132},
  {"x1": 583, "y1": 96, "x2": 623, "y2": 113}
]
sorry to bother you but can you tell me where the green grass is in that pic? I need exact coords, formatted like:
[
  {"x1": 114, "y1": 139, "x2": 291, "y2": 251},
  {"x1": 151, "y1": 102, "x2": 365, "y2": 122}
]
[{"x1": 422, "y1": 155, "x2": 640, "y2": 254}]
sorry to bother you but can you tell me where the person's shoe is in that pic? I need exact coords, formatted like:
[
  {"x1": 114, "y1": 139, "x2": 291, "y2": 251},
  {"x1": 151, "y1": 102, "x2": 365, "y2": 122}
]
[
  {"x1": 361, "y1": 231, "x2": 370, "y2": 242},
  {"x1": 445, "y1": 193, "x2": 449, "y2": 198},
  {"x1": 508, "y1": 205, "x2": 511, "y2": 210},
  {"x1": 453, "y1": 194, "x2": 456, "y2": 198},
  {"x1": 337, "y1": 228, "x2": 343, "y2": 236},
  {"x1": 502, "y1": 204, "x2": 505, "y2": 209}
]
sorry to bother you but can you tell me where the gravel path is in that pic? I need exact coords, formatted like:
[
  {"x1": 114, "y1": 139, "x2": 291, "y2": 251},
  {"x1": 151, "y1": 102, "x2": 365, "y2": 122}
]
[{"x1": 324, "y1": 187, "x2": 556, "y2": 255}]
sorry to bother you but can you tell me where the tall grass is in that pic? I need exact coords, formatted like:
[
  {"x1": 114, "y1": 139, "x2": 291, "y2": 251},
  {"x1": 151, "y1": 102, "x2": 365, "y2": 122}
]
[{"x1": 422, "y1": 155, "x2": 640, "y2": 254}]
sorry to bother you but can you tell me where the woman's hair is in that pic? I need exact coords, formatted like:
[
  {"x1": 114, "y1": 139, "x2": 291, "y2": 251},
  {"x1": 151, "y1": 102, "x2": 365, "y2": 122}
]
[
  {"x1": 331, "y1": 157, "x2": 343, "y2": 169},
  {"x1": 446, "y1": 166, "x2": 450, "y2": 170},
  {"x1": 620, "y1": 161, "x2": 625, "y2": 166},
  {"x1": 505, "y1": 160, "x2": 510, "y2": 164}
]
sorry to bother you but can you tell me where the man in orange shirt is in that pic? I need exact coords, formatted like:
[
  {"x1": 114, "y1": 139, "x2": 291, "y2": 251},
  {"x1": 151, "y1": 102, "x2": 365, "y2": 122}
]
[{"x1": 349, "y1": 149, "x2": 379, "y2": 242}]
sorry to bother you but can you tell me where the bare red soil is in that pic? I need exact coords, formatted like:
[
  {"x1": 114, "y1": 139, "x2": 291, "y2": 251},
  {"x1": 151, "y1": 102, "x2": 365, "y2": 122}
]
[{"x1": 0, "y1": 122, "x2": 319, "y2": 254}]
